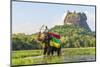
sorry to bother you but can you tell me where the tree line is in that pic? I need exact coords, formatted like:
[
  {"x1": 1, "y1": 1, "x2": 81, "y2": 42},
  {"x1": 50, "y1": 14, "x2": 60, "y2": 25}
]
[{"x1": 12, "y1": 24, "x2": 96, "y2": 50}]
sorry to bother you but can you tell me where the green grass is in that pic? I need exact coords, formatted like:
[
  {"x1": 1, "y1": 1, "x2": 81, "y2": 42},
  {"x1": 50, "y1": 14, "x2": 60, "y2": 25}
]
[
  {"x1": 12, "y1": 47, "x2": 96, "y2": 66},
  {"x1": 12, "y1": 50, "x2": 42, "y2": 59},
  {"x1": 62, "y1": 47, "x2": 95, "y2": 56}
]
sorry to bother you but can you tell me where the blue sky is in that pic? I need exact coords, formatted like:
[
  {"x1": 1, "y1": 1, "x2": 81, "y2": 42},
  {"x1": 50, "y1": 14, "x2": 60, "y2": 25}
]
[{"x1": 12, "y1": 1, "x2": 95, "y2": 34}]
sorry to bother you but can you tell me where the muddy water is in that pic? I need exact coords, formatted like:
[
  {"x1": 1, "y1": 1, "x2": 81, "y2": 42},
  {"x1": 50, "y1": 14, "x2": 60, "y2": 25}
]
[
  {"x1": 62, "y1": 55, "x2": 95, "y2": 62},
  {"x1": 24, "y1": 54, "x2": 95, "y2": 64}
]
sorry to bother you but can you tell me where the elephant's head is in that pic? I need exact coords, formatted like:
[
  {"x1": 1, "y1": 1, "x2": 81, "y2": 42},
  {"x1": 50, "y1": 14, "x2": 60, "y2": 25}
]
[{"x1": 37, "y1": 32, "x2": 50, "y2": 42}]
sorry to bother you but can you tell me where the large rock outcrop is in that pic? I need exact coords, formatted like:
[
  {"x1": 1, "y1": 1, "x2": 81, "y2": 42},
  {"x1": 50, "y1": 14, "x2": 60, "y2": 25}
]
[{"x1": 64, "y1": 11, "x2": 91, "y2": 31}]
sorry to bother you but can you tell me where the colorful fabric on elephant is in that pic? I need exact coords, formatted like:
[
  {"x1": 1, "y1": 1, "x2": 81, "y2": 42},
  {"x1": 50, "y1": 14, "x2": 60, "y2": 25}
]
[
  {"x1": 50, "y1": 36, "x2": 61, "y2": 48},
  {"x1": 49, "y1": 32, "x2": 60, "y2": 39},
  {"x1": 50, "y1": 41, "x2": 60, "y2": 48},
  {"x1": 51, "y1": 37, "x2": 61, "y2": 43}
]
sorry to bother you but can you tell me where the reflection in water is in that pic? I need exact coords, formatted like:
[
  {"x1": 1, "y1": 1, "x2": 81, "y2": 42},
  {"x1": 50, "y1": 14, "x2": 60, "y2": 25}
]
[
  {"x1": 40, "y1": 55, "x2": 95, "y2": 64},
  {"x1": 24, "y1": 55, "x2": 95, "y2": 64},
  {"x1": 42, "y1": 55, "x2": 62, "y2": 64}
]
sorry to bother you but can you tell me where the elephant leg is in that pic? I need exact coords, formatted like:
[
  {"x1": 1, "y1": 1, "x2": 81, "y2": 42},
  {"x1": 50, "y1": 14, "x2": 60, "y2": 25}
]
[
  {"x1": 51, "y1": 48, "x2": 54, "y2": 56},
  {"x1": 43, "y1": 41, "x2": 49, "y2": 55},
  {"x1": 57, "y1": 47, "x2": 61, "y2": 56},
  {"x1": 47, "y1": 46, "x2": 52, "y2": 56},
  {"x1": 43, "y1": 47, "x2": 48, "y2": 55}
]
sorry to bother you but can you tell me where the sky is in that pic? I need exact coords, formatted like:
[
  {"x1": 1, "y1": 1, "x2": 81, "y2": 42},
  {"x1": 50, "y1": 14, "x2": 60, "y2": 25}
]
[{"x1": 12, "y1": 1, "x2": 96, "y2": 34}]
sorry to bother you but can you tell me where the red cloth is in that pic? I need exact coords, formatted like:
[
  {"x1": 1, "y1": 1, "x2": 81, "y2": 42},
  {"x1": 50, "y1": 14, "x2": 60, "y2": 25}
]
[{"x1": 49, "y1": 32, "x2": 60, "y2": 39}]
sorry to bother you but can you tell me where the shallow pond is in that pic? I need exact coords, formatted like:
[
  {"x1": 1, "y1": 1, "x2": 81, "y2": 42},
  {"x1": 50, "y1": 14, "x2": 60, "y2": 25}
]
[{"x1": 24, "y1": 54, "x2": 95, "y2": 64}]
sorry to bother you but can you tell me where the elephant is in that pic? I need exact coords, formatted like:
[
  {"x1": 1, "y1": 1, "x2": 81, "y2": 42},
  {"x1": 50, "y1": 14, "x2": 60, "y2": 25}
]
[{"x1": 37, "y1": 31, "x2": 61, "y2": 56}]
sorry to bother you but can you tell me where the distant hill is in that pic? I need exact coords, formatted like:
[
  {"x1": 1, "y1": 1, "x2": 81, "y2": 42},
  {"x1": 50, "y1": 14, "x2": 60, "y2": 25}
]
[
  {"x1": 64, "y1": 11, "x2": 91, "y2": 31},
  {"x1": 50, "y1": 24, "x2": 94, "y2": 36}
]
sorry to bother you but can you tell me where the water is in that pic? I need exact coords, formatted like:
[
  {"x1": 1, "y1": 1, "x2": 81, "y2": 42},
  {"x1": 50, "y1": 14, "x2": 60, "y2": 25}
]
[
  {"x1": 62, "y1": 55, "x2": 95, "y2": 62},
  {"x1": 24, "y1": 55, "x2": 44, "y2": 59},
  {"x1": 24, "y1": 54, "x2": 95, "y2": 64}
]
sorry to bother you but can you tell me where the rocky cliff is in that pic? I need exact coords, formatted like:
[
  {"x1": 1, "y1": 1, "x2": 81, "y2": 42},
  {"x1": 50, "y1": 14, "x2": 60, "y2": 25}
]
[{"x1": 64, "y1": 11, "x2": 91, "y2": 31}]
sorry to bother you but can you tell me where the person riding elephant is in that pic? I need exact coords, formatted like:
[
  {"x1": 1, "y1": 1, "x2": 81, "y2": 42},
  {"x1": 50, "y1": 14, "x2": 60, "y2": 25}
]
[{"x1": 37, "y1": 26, "x2": 61, "y2": 56}]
